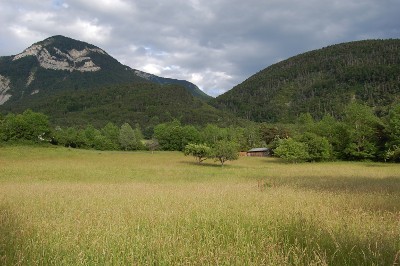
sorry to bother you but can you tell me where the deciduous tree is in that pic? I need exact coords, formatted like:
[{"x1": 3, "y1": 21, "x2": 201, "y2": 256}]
[
  {"x1": 184, "y1": 143, "x2": 212, "y2": 164},
  {"x1": 342, "y1": 103, "x2": 382, "y2": 160},
  {"x1": 119, "y1": 123, "x2": 137, "y2": 151},
  {"x1": 274, "y1": 138, "x2": 309, "y2": 163},
  {"x1": 212, "y1": 140, "x2": 239, "y2": 166},
  {"x1": 0, "y1": 109, "x2": 50, "y2": 142},
  {"x1": 299, "y1": 132, "x2": 333, "y2": 162}
]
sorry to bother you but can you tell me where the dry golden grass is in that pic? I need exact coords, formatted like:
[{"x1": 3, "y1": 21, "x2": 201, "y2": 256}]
[{"x1": 0, "y1": 146, "x2": 399, "y2": 265}]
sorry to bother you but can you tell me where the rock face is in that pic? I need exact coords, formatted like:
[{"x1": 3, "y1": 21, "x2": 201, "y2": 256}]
[
  {"x1": 134, "y1": 70, "x2": 153, "y2": 80},
  {"x1": 0, "y1": 75, "x2": 11, "y2": 105},
  {"x1": 13, "y1": 44, "x2": 104, "y2": 72},
  {"x1": 26, "y1": 70, "x2": 36, "y2": 87}
]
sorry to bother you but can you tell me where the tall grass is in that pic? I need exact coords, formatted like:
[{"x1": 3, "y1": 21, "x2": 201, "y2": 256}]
[{"x1": 1, "y1": 146, "x2": 399, "y2": 265}]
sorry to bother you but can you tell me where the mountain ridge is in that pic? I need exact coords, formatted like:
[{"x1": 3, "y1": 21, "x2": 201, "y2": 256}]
[
  {"x1": 2, "y1": 37, "x2": 400, "y2": 128},
  {"x1": 0, "y1": 35, "x2": 238, "y2": 130},
  {"x1": 214, "y1": 39, "x2": 400, "y2": 122},
  {"x1": 0, "y1": 35, "x2": 211, "y2": 108}
]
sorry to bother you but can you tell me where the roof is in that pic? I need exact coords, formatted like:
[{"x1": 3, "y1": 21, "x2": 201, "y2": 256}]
[{"x1": 248, "y1": 148, "x2": 269, "y2": 152}]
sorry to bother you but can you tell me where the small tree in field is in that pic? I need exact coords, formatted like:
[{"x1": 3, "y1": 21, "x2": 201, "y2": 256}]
[
  {"x1": 212, "y1": 140, "x2": 239, "y2": 166},
  {"x1": 184, "y1": 143, "x2": 212, "y2": 164}
]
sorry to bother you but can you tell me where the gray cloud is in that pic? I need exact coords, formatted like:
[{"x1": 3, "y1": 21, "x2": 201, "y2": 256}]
[{"x1": 1, "y1": 0, "x2": 399, "y2": 96}]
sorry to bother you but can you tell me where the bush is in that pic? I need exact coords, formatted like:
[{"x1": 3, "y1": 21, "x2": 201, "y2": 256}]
[
  {"x1": 0, "y1": 109, "x2": 50, "y2": 143},
  {"x1": 154, "y1": 120, "x2": 200, "y2": 151},
  {"x1": 274, "y1": 138, "x2": 309, "y2": 163},
  {"x1": 384, "y1": 145, "x2": 400, "y2": 162},
  {"x1": 300, "y1": 133, "x2": 333, "y2": 162}
]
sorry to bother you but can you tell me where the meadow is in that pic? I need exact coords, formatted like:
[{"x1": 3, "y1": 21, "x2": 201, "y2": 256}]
[{"x1": 0, "y1": 146, "x2": 399, "y2": 265}]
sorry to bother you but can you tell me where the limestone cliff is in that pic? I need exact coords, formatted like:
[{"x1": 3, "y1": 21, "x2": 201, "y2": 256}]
[
  {"x1": 0, "y1": 75, "x2": 11, "y2": 105},
  {"x1": 13, "y1": 43, "x2": 104, "y2": 72}
]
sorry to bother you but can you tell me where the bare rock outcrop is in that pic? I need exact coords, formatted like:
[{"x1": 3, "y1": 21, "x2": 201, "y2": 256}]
[
  {"x1": 13, "y1": 45, "x2": 104, "y2": 72},
  {"x1": 0, "y1": 75, "x2": 11, "y2": 105}
]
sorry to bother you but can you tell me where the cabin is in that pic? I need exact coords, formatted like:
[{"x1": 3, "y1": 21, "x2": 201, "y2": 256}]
[{"x1": 246, "y1": 148, "x2": 270, "y2": 157}]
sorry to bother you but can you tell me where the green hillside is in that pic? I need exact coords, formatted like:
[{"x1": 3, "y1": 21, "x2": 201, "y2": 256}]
[
  {"x1": 214, "y1": 39, "x2": 400, "y2": 122},
  {"x1": 2, "y1": 82, "x2": 240, "y2": 133}
]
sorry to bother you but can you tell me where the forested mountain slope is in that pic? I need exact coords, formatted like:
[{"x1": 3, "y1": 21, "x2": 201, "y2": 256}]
[
  {"x1": 214, "y1": 39, "x2": 400, "y2": 122},
  {"x1": 0, "y1": 35, "x2": 210, "y2": 110},
  {"x1": 12, "y1": 82, "x2": 240, "y2": 132}
]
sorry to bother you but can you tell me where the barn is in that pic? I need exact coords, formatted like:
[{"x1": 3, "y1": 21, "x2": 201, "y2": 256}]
[{"x1": 246, "y1": 148, "x2": 270, "y2": 157}]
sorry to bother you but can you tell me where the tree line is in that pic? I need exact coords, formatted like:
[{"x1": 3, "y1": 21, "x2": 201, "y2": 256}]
[
  {"x1": 270, "y1": 102, "x2": 400, "y2": 162},
  {"x1": 1, "y1": 102, "x2": 400, "y2": 163}
]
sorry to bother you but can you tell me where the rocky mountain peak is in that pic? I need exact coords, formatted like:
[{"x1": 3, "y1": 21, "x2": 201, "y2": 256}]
[
  {"x1": 0, "y1": 35, "x2": 210, "y2": 107},
  {"x1": 12, "y1": 39, "x2": 105, "y2": 72}
]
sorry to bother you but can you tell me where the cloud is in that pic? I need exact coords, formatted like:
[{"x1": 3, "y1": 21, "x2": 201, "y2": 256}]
[
  {"x1": 0, "y1": 0, "x2": 400, "y2": 96},
  {"x1": 68, "y1": 0, "x2": 135, "y2": 15},
  {"x1": 6, "y1": 7, "x2": 112, "y2": 47},
  {"x1": 68, "y1": 18, "x2": 112, "y2": 43}
]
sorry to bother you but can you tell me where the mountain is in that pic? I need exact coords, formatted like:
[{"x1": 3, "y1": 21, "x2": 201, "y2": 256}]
[
  {"x1": 214, "y1": 39, "x2": 400, "y2": 122},
  {"x1": 0, "y1": 35, "x2": 238, "y2": 129},
  {"x1": 133, "y1": 69, "x2": 210, "y2": 100},
  {"x1": 0, "y1": 35, "x2": 211, "y2": 108}
]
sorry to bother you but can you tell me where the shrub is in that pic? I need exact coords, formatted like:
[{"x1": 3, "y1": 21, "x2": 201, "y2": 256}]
[
  {"x1": 300, "y1": 132, "x2": 333, "y2": 162},
  {"x1": 0, "y1": 109, "x2": 50, "y2": 143},
  {"x1": 274, "y1": 138, "x2": 309, "y2": 163}
]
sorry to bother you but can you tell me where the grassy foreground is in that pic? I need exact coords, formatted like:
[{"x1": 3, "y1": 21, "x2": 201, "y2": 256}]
[{"x1": 0, "y1": 146, "x2": 399, "y2": 265}]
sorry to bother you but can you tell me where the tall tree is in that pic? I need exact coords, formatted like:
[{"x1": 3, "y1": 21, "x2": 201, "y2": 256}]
[
  {"x1": 82, "y1": 125, "x2": 101, "y2": 148},
  {"x1": 101, "y1": 122, "x2": 120, "y2": 150},
  {"x1": 201, "y1": 124, "x2": 228, "y2": 146},
  {"x1": 342, "y1": 103, "x2": 382, "y2": 160},
  {"x1": 154, "y1": 120, "x2": 200, "y2": 151},
  {"x1": 133, "y1": 124, "x2": 145, "y2": 150},
  {"x1": 387, "y1": 104, "x2": 400, "y2": 146},
  {"x1": 313, "y1": 114, "x2": 348, "y2": 159},
  {"x1": 297, "y1": 113, "x2": 315, "y2": 133},
  {"x1": 385, "y1": 103, "x2": 400, "y2": 161},
  {"x1": 153, "y1": 120, "x2": 184, "y2": 151},
  {"x1": 259, "y1": 123, "x2": 291, "y2": 145},
  {"x1": 119, "y1": 123, "x2": 138, "y2": 151}
]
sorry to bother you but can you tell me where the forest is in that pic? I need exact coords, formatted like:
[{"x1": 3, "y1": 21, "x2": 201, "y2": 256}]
[
  {"x1": 214, "y1": 39, "x2": 400, "y2": 122},
  {"x1": 0, "y1": 83, "x2": 241, "y2": 133},
  {"x1": 1, "y1": 101, "x2": 400, "y2": 163}
]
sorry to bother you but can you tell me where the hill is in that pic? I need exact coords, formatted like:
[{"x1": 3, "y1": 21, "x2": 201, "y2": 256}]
[
  {"x1": 214, "y1": 39, "x2": 400, "y2": 122},
  {"x1": 0, "y1": 35, "x2": 211, "y2": 107},
  {"x1": 10, "y1": 82, "x2": 240, "y2": 134},
  {"x1": 0, "y1": 35, "x2": 237, "y2": 129}
]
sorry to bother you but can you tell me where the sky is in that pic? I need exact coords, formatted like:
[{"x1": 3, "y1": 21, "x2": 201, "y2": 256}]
[{"x1": 1, "y1": 0, "x2": 400, "y2": 97}]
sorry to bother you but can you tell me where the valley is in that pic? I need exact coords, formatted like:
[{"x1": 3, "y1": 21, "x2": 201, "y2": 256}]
[{"x1": 0, "y1": 146, "x2": 399, "y2": 265}]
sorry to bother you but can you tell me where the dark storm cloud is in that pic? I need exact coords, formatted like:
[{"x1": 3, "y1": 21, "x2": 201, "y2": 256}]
[{"x1": 1, "y1": 0, "x2": 399, "y2": 96}]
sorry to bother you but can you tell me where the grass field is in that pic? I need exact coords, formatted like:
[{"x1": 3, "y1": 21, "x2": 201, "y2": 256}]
[{"x1": 0, "y1": 146, "x2": 399, "y2": 265}]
